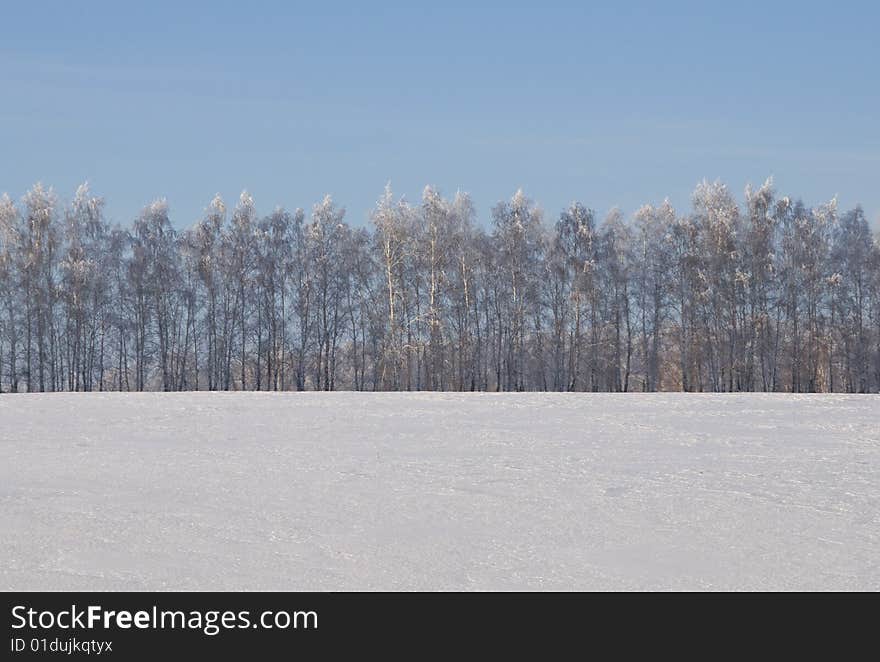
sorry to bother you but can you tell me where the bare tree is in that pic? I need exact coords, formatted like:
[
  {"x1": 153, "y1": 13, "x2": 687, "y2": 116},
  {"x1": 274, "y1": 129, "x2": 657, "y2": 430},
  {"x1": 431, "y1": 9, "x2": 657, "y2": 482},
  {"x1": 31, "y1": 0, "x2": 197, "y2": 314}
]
[{"x1": 0, "y1": 179, "x2": 877, "y2": 394}]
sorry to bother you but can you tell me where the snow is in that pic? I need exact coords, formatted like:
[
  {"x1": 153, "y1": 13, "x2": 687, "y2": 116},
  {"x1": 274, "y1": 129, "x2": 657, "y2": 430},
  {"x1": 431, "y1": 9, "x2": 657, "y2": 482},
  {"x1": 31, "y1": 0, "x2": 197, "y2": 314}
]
[{"x1": 1, "y1": 392, "x2": 877, "y2": 591}]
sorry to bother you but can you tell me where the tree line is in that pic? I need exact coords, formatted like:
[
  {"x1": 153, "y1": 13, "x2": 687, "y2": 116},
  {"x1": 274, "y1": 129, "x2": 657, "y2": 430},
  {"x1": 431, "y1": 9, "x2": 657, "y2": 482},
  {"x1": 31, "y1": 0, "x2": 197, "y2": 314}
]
[{"x1": 0, "y1": 178, "x2": 878, "y2": 394}]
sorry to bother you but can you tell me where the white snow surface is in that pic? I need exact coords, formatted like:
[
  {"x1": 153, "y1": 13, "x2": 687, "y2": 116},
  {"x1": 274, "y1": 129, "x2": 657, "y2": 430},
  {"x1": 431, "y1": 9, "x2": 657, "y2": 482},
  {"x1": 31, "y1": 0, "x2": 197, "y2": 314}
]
[{"x1": 1, "y1": 392, "x2": 877, "y2": 591}]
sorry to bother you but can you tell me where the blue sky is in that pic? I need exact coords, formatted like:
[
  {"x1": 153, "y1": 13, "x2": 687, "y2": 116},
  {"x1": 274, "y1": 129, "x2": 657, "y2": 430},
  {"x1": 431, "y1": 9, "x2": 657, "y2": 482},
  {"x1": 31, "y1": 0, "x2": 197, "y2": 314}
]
[{"x1": 1, "y1": 1, "x2": 877, "y2": 228}]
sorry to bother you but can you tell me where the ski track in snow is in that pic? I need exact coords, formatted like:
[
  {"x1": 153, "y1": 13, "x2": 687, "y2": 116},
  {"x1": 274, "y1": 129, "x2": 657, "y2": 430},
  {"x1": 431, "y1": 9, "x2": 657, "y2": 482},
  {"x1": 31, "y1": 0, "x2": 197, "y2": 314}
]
[{"x1": 0, "y1": 392, "x2": 878, "y2": 591}]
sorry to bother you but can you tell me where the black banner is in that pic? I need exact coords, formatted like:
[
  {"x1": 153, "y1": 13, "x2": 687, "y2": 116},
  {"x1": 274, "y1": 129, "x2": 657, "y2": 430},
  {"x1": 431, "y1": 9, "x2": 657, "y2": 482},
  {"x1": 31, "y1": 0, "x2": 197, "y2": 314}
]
[{"x1": 2, "y1": 592, "x2": 875, "y2": 658}]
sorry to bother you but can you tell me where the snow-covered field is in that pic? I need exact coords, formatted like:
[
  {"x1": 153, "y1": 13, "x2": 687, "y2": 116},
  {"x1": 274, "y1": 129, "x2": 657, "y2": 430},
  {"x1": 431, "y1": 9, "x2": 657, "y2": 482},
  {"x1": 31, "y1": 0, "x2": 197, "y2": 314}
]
[{"x1": 1, "y1": 392, "x2": 877, "y2": 591}]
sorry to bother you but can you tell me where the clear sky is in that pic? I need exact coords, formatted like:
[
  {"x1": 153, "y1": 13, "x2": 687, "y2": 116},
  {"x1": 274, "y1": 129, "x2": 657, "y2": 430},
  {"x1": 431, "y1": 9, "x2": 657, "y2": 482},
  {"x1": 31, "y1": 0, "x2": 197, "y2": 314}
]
[{"x1": 1, "y1": 0, "x2": 877, "y2": 229}]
